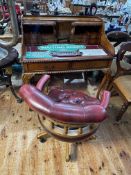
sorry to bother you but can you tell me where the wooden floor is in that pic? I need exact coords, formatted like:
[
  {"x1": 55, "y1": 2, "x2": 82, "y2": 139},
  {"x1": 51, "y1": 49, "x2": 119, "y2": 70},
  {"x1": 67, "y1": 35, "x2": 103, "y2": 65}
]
[{"x1": 0, "y1": 78, "x2": 131, "y2": 175}]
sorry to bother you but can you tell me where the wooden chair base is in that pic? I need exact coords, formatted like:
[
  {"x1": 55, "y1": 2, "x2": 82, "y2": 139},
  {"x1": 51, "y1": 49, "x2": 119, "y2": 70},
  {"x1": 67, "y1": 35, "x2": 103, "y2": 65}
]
[
  {"x1": 37, "y1": 131, "x2": 76, "y2": 162},
  {"x1": 38, "y1": 114, "x2": 99, "y2": 142},
  {"x1": 37, "y1": 115, "x2": 99, "y2": 161},
  {"x1": 37, "y1": 130, "x2": 96, "y2": 162}
]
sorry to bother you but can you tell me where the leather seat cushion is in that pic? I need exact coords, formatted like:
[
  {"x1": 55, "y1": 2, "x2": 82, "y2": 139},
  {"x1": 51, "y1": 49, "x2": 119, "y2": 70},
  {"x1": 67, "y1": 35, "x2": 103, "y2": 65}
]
[{"x1": 48, "y1": 87, "x2": 100, "y2": 106}]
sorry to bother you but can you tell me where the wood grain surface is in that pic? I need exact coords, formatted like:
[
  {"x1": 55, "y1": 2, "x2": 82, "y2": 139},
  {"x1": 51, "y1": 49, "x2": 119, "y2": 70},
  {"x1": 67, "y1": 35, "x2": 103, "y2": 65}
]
[{"x1": 0, "y1": 82, "x2": 131, "y2": 175}]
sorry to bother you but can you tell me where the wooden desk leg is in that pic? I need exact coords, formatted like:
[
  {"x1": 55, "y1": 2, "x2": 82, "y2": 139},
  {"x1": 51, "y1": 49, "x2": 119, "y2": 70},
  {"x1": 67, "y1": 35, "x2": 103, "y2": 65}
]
[
  {"x1": 22, "y1": 74, "x2": 34, "y2": 84},
  {"x1": 97, "y1": 70, "x2": 112, "y2": 99}
]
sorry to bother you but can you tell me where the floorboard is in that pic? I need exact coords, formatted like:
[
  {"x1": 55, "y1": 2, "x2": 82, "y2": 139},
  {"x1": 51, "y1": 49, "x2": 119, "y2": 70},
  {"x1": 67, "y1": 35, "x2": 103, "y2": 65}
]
[{"x1": 0, "y1": 80, "x2": 131, "y2": 175}]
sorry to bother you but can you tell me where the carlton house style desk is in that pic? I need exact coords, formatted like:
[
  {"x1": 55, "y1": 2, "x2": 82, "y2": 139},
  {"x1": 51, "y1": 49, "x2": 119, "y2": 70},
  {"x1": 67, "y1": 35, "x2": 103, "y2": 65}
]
[{"x1": 20, "y1": 15, "x2": 115, "y2": 84}]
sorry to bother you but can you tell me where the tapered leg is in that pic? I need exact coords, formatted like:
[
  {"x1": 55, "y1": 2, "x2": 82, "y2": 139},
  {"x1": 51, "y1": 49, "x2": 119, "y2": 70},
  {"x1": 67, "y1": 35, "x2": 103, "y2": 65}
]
[
  {"x1": 66, "y1": 143, "x2": 71, "y2": 162},
  {"x1": 66, "y1": 143, "x2": 77, "y2": 162},
  {"x1": 116, "y1": 102, "x2": 129, "y2": 121}
]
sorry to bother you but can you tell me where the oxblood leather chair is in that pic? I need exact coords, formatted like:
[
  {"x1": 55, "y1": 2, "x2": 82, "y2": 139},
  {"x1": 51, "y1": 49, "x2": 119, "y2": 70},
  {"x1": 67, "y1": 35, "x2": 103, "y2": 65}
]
[
  {"x1": 0, "y1": 46, "x2": 22, "y2": 102},
  {"x1": 19, "y1": 74, "x2": 110, "y2": 161}
]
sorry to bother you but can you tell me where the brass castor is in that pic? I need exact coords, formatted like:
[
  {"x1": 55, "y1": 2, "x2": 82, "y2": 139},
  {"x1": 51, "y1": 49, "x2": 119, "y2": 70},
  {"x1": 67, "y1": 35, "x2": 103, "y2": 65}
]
[
  {"x1": 39, "y1": 137, "x2": 47, "y2": 143},
  {"x1": 37, "y1": 132, "x2": 50, "y2": 143},
  {"x1": 66, "y1": 154, "x2": 71, "y2": 162}
]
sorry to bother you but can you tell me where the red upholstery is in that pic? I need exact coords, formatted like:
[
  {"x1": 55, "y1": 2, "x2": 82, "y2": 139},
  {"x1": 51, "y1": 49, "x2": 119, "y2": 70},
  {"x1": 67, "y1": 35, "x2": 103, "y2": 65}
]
[
  {"x1": 19, "y1": 75, "x2": 110, "y2": 124},
  {"x1": 48, "y1": 87, "x2": 100, "y2": 106}
]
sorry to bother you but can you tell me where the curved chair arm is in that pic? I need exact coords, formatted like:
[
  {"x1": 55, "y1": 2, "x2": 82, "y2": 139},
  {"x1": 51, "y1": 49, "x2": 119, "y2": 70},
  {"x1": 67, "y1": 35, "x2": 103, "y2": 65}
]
[
  {"x1": 19, "y1": 76, "x2": 110, "y2": 124},
  {"x1": 36, "y1": 74, "x2": 50, "y2": 91},
  {"x1": 100, "y1": 90, "x2": 110, "y2": 108},
  {"x1": 114, "y1": 41, "x2": 131, "y2": 77},
  {"x1": 117, "y1": 41, "x2": 131, "y2": 61}
]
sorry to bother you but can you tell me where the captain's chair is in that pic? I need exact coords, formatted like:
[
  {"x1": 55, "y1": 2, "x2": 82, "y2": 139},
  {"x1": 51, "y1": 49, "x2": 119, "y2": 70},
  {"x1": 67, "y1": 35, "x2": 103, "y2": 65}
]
[{"x1": 19, "y1": 74, "x2": 110, "y2": 161}]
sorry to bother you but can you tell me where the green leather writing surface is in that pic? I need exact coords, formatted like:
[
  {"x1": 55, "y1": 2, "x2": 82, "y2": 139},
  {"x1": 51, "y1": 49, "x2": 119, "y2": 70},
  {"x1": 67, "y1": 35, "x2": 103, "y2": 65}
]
[
  {"x1": 25, "y1": 52, "x2": 53, "y2": 59},
  {"x1": 26, "y1": 44, "x2": 86, "y2": 59},
  {"x1": 38, "y1": 44, "x2": 86, "y2": 52}
]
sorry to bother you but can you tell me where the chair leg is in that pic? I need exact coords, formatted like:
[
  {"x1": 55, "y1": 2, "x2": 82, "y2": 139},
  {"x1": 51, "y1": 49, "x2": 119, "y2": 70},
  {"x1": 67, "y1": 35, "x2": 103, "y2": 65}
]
[
  {"x1": 116, "y1": 102, "x2": 129, "y2": 122},
  {"x1": 9, "y1": 76, "x2": 22, "y2": 103},
  {"x1": 66, "y1": 143, "x2": 71, "y2": 162},
  {"x1": 107, "y1": 83, "x2": 113, "y2": 91},
  {"x1": 66, "y1": 143, "x2": 77, "y2": 162}
]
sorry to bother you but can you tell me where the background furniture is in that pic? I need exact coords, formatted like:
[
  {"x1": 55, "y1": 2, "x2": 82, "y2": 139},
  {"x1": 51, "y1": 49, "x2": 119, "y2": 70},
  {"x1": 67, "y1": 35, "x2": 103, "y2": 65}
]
[
  {"x1": 0, "y1": 46, "x2": 22, "y2": 102},
  {"x1": 111, "y1": 41, "x2": 131, "y2": 121},
  {"x1": 98, "y1": 41, "x2": 131, "y2": 121},
  {"x1": 19, "y1": 74, "x2": 110, "y2": 161},
  {"x1": 107, "y1": 31, "x2": 130, "y2": 47},
  {"x1": 71, "y1": 2, "x2": 104, "y2": 15},
  {"x1": 97, "y1": 31, "x2": 130, "y2": 97}
]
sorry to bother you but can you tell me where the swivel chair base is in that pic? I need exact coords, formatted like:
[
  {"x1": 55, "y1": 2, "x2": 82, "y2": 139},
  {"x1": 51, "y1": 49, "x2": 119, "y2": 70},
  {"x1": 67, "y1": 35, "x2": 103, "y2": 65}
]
[{"x1": 37, "y1": 114, "x2": 99, "y2": 161}]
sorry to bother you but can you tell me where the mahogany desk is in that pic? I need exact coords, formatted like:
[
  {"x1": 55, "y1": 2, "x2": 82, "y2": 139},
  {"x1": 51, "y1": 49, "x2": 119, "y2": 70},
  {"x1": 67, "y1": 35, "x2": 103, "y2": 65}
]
[
  {"x1": 20, "y1": 16, "x2": 115, "y2": 83},
  {"x1": 21, "y1": 44, "x2": 114, "y2": 83}
]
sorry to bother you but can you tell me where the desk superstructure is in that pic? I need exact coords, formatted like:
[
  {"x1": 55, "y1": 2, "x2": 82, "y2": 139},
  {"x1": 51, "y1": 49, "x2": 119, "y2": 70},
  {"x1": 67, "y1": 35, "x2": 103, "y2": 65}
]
[{"x1": 21, "y1": 16, "x2": 115, "y2": 83}]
